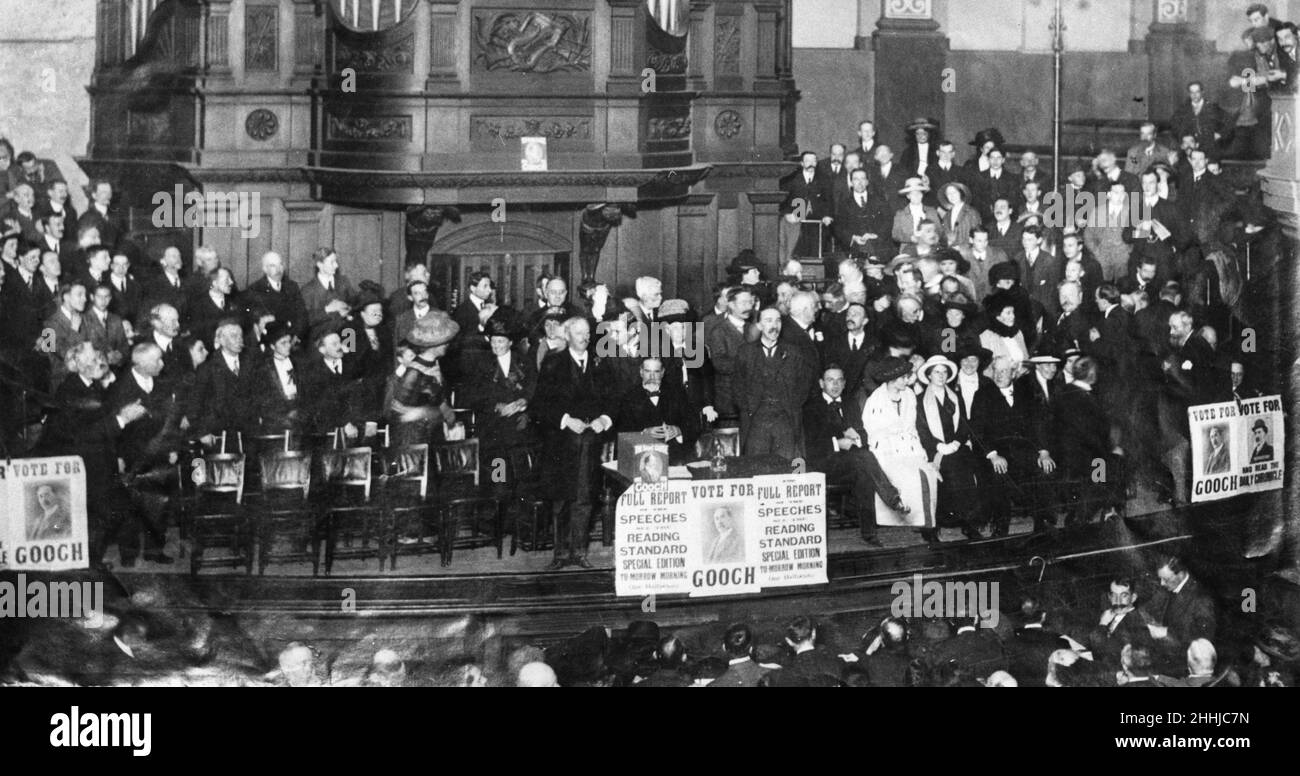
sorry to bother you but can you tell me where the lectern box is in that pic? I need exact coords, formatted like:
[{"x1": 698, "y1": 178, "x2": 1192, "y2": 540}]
[{"x1": 618, "y1": 433, "x2": 669, "y2": 483}]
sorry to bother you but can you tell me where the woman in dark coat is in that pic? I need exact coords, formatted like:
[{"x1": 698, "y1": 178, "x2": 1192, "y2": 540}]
[{"x1": 915, "y1": 355, "x2": 984, "y2": 540}]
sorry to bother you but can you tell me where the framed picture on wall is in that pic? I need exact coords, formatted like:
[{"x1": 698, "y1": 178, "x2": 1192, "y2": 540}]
[{"x1": 521, "y1": 136, "x2": 548, "y2": 171}]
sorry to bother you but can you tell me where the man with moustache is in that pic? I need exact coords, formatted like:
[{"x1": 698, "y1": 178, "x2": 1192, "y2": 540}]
[
  {"x1": 735, "y1": 307, "x2": 815, "y2": 459},
  {"x1": 615, "y1": 357, "x2": 698, "y2": 465},
  {"x1": 531, "y1": 317, "x2": 615, "y2": 569}
]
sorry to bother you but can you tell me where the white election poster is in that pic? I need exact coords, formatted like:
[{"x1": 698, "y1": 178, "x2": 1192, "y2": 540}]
[
  {"x1": 1188, "y1": 395, "x2": 1285, "y2": 503},
  {"x1": 0, "y1": 457, "x2": 91, "y2": 571},
  {"x1": 615, "y1": 472, "x2": 828, "y2": 598}
]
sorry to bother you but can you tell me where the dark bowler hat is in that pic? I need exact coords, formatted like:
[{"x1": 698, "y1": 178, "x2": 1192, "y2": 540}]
[
  {"x1": 869, "y1": 355, "x2": 913, "y2": 384},
  {"x1": 879, "y1": 320, "x2": 917, "y2": 351},
  {"x1": 942, "y1": 294, "x2": 977, "y2": 316},
  {"x1": 727, "y1": 249, "x2": 761, "y2": 277},
  {"x1": 1252, "y1": 419, "x2": 1269, "y2": 433},
  {"x1": 624, "y1": 620, "x2": 661, "y2": 646}
]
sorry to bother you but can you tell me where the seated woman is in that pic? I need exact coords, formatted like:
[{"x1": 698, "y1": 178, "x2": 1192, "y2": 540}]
[
  {"x1": 979, "y1": 292, "x2": 1029, "y2": 378},
  {"x1": 861, "y1": 356, "x2": 941, "y2": 542},
  {"x1": 915, "y1": 356, "x2": 984, "y2": 541}
]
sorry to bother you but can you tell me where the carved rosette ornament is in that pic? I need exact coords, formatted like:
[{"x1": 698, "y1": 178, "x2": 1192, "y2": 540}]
[
  {"x1": 245, "y1": 109, "x2": 279, "y2": 141},
  {"x1": 714, "y1": 110, "x2": 743, "y2": 139}
]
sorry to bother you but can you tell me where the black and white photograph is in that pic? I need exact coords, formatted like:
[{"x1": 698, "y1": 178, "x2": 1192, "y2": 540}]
[
  {"x1": 24, "y1": 481, "x2": 72, "y2": 542},
  {"x1": 1, "y1": 0, "x2": 1300, "y2": 713}
]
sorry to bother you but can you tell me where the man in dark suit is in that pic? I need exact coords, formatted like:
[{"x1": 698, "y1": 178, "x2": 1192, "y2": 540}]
[
  {"x1": 245, "y1": 251, "x2": 308, "y2": 338},
  {"x1": 32, "y1": 177, "x2": 77, "y2": 228},
  {"x1": 778, "y1": 290, "x2": 826, "y2": 380},
  {"x1": 1088, "y1": 576, "x2": 1156, "y2": 671},
  {"x1": 1170, "y1": 80, "x2": 1226, "y2": 152},
  {"x1": 869, "y1": 144, "x2": 908, "y2": 206},
  {"x1": 1175, "y1": 148, "x2": 1232, "y2": 242},
  {"x1": 452, "y1": 270, "x2": 498, "y2": 340},
  {"x1": 705, "y1": 286, "x2": 757, "y2": 422},
  {"x1": 814, "y1": 142, "x2": 848, "y2": 185},
  {"x1": 1123, "y1": 170, "x2": 1188, "y2": 282},
  {"x1": 974, "y1": 148, "x2": 1020, "y2": 222},
  {"x1": 1014, "y1": 226, "x2": 1063, "y2": 318},
  {"x1": 985, "y1": 198, "x2": 1023, "y2": 258},
  {"x1": 1145, "y1": 557, "x2": 1218, "y2": 672},
  {"x1": 1087, "y1": 148, "x2": 1140, "y2": 196},
  {"x1": 1087, "y1": 283, "x2": 1134, "y2": 428},
  {"x1": 927, "y1": 617, "x2": 1007, "y2": 681},
  {"x1": 142, "y1": 247, "x2": 188, "y2": 322},
  {"x1": 1051, "y1": 356, "x2": 1115, "y2": 525},
  {"x1": 1004, "y1": 603, "x2": 1071, "y2": 687},
  {"x1": 780, "y1": 151, "x2": 833, "y2": 258},
  {"x1": 1014, "y1": 151, "x2": 1053, "y2": 194},
  {"x1": 802, "y1": 364, "x2": 903, "y2": 545},
  {"x1": 297, "y1": 327, "x2": 362, "y2": 437},
  {"x1": 708, "y1": 624, "x2": 769, "y2": 688},
  {"x1": 299, "y1": 246, "x2": 359, "y2": 341},
  {"x1": 522, "y1": 276, "x2": 581, "y2": 347},
  {"x1": 923, "y1": 141, "x2": 972, "y2": 208},
  {"x1": 833, "y1": 168, "x2": 892, "y2": 263},
  {"x1": 7, "y1": 151, "x2": 63, "y2": 195},
  {"x1": 529, "y1": 316, "x2": 614, "y2": 570},
  {"x1": 1, "y1": 241, "x2": 45, "y2": 351},
  {"x1": 735, "y1": 307, "x2": 815, "y2": 459},
  {"x1": 615, "y1": 357, "x2": 698, "y2": 465},
  {"x1": 76, "y1": 179, "x2": 125, "y2": 252},
  {"x1": 105, "y1": 252, "x2": 143, "y2": 325},
  {"x1": 187, "y1": 267, "x2": 243, "y2": 349},
  {"x1": 77, "y1": 244, "x2": 112, "y2": 293},
  {"x1": 821, "y1": 303, "x2": 875, "y2": 399},
  {"x1": 1044, "y1": 281, "x2": 1092, "y2": 356},
  {"x1": 767, "y1": 617, "x2": 846, "y2": 686},
  {"x1": 899, "y1": 117, "x2": 940, "y2": 179},
  {"x1": 1249, "y1": 420, "x2": 1275, "y2": 463},
  {"x1": 35, "y1": 212, "x2": 73, "y2": 272},
  {"x1": 826, "y1": 151, "x2": 864, "y2": 219},
  {"x1": 107, "y1": 342, "x2": 181, "y2": 565},
  {"x1": 971, "y1": 354, "x2": 1056, "y2": 536},
  {"x1": 190, "y1": 320, "x2": 257, "y2": 446}
]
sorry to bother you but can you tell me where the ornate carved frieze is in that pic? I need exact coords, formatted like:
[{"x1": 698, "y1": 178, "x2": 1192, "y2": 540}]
[
  {"x1": 470, "y1": 116, "x2": 593, "y2": 142},
  {"x1": 472, "y1": 10, "x2": 592, "y2": 73},
  {"x1": 327, "y1": 115, "x2": 413, "y2": 141},
  {"x1": 649, "y1": 115, "x2": 692, "y2": 141},
  {"x1": 336, "y1": 33, "x2": 415, "y2": 73}
]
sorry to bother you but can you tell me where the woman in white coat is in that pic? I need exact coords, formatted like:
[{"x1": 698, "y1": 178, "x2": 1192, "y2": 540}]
[{"x1": 861, "y1": 356, "x2": 942, "y2": 542}]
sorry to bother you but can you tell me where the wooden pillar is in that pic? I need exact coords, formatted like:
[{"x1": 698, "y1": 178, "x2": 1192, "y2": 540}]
[{"x1": 871, "y1": 0, "x2": 946, "y2": 149}]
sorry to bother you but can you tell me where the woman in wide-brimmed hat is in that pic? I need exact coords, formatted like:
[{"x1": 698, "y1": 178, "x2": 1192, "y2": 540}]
[
  {"x1": 901, "y1": 117, "x2": 942, "y2": 178},
  {"x1": 892, "y1": 177, "x2": 939, "y2": 248},
  {"x1": 916, "y1": 354, "x2": 984, "y2": 540},
  {"x1": 861, "y1": 356, "x2": 941, "y2": 541},
  {"x1": 937, "y1": 180, "x2": 981, "y2": 248},
  {"x1": 966, "y1": 128, "x2": 1006, "y2": 173},
  {"x1": 386, "y1": 310, "x2": 460, "y2": 446},
  {"x1": 979, "y1": 291, "x2": 1029, "y2": 378}
]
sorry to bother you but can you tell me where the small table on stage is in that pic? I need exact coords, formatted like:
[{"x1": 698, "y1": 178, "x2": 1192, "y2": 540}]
[{"x1": 599, "y1": 455, "x2": 794, "y2": 544}]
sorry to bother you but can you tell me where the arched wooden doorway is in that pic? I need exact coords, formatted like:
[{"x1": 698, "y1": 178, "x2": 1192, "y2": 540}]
[{"x1": 428, "y1": 221, "x2": 572, "y2": 309}]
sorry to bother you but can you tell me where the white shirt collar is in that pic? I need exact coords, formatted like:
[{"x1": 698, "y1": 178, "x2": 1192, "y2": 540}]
[
  {"x1": 222, "y1": 351, "x2": 240, "y2": 372},
  {"x1": 132, "y1": 369, "x2": 154, "y2": 393},
  {"x1": 154, "y1": 331, "x2": 172, "y2": 349}
]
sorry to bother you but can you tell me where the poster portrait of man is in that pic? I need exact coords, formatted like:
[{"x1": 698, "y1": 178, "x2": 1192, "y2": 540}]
[
  {"x1": 521, "y1": 136, "x2": 548, "y2": 171},
  {"x1": 1249, "y1": 419, "x2": 1275, "y2": 463},
  {"x1": 1203, "y1": 424, "x2": 1231, "y2": 475},
  {"x1": 26, "y1": 481, "x2": 73, "y2": 542},
  {"x1": 703, "y1": 503, "x2": 744, "y2": 565},
  {"x1": 636, "y1": 451, "x2": 667, "y2": 483}
]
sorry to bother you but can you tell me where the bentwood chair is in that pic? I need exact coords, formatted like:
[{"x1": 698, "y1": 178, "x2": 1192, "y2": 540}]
[
  {"x1": 322, "y1": 446, "x2": 383, "y2": 574},
  {"x1": 254, "y1": 450, "x2": 320, "y2": 575},
  {"x1": 189, "y1": 454, "x2": 252, "y2": 575},
  {"x1": 386, "y1": 444, "x2": 439, "y2": 569}
]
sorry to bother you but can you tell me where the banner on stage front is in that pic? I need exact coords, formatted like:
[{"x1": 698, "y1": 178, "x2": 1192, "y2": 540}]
[
  {"x1": 1188, "y1": 395, "x2": 1284, "y2": 503},
  {"x1": 614, "y1": 472, "x2": 828, "y2": 598},
  {"x1": 0, "y1": 457, "x2": 90, "y2": 571}
]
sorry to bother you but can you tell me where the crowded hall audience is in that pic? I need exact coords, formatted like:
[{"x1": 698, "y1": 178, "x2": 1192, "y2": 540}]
[{"x1": 0, "y1": 1, "x2": 1294, "y2": 688}]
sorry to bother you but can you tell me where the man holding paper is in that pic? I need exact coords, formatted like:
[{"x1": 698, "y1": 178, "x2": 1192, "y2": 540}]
[{"x1": 1123, "y1": 169, "x2": 1187, "y2": 283}]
